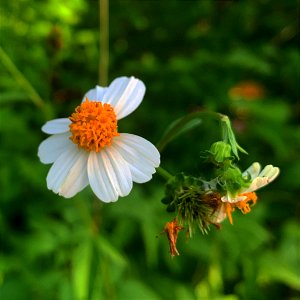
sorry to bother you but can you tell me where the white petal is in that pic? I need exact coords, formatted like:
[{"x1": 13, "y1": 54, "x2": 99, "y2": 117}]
[
  {"x1": 87, "y1": 148, "x2": 133, "y2": 202},
  {"x1": 116, "y1": 133, "x2": 160, "y2": 165},
  {"x1": 82, "y1": 85, "x2": 108, "y2": 102},
  {"x1": 244, "y1": 177, "x2": 271, "y2": 192},
  {"x1": 221, "y1": 195, "x2": 229, "y2": 202},
  {"x1": 243, "y1": 162, "x2": 261, "y2": 180},
  {"x1": 259, "y1": 165, "x2": 280, "y2": 182},
  {"x1": 221, "y1": 193, "x2": 233, "y2": 203},
  {"x1": 244, "y1": 165, "x2": 280, "y2": 193},
  {"x1": 104, "y1": 146, "x2": 133, "y2": 196},
  {"x1": 103, "y1": 76, "x2": 146, "y2": 120},
  {"x1": 42, "y1": 118, "x2": 71, "y2": 134},
  {"x1": 270, "y1": 167, "x2": 280, "y2": 181},
  {"x1": 112, "y1": 134, "x2": 160, "y2": 183},
  {"x1": 110, "y1": 142, "x2": 154, "y2": 181},
  {"x1": 38, "y1": 133, "x2": 72, "y2": 164},
  {"x1": 58, "y1": 156, "x2": 89, "y2": 198},
  {"x1": 46, "y1": 145, "x2": 89, "y2": 198},
  {"x1": 235, "y1": 195, "x2": 247, "y2": 202},
  {"x1": 211, "y1": 203, "x2": 227, "y2": 223},
  {"x1": 87, "y1": 151, "x2": 118, "y2": 202},
  {"x1": 221, "y1": 193, "x2": 246, "y2": 203}
]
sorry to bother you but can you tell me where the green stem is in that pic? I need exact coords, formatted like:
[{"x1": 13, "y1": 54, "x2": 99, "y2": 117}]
[
  {"x1": 156, "y1": 110, "x2": 224, "y2": 153},
  {"x1": 99, "y1": 0, "x2": 109, "y2": 86},
  {"x1": 156, "y1": 167, "x2": 174, "y2": 181},
  {"x1": 0, "y1": 46, "x2": 46, "y2": 109}
]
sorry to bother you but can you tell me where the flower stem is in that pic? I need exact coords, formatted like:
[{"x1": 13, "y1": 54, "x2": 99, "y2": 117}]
[
  {"x1": 156, "y1": 110, "x2": 224, "y2": 153},
  {"x1": 99, "y1": 0, "x2": 109, "y2": 86},
  {"x1": 156, "y1": 167, "x2": 174, "y2": 181},
  {"x1": 0, "y1": 46, "x2": 46, "y2": 109}
]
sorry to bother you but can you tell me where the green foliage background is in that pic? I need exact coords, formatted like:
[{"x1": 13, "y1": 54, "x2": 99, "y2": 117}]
[{"x1": 0, "y1": 0, "x2": 299, "y2": 299}]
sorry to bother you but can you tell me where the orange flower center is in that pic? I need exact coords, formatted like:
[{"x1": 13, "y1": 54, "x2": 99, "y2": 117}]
[{"x1": 69, "y1": 98, "x2": 119, "y2": 152}]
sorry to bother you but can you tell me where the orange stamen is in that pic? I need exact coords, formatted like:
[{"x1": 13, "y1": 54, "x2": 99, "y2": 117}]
[
  {"x1": 226, "y1": 203, "x2": 234, "y2": 224},
  {"x1": 225, "y1": 192, "x2": 258, "y2": 224},
  {"x1": 236, "y1": 201, "x2": 251, "y2": 214},
  {"x1": 69, "y1": 98, "x2": 119, "y2": 152},
  {"x1": 236, "y1": 192, "x2": 257, "y2": 214},
  {"x1": 242, "y1": 192, "x2": 257, "y2": 204}
]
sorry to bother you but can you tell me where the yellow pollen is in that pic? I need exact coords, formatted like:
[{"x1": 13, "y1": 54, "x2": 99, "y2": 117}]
[{"x1": 69, "y1": 98, "x2": 119, "y2": 152}]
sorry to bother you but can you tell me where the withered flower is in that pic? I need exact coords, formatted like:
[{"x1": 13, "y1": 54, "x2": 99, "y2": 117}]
[{"x1": 164, "y1": 219, "x2": 184, "y2": 257}]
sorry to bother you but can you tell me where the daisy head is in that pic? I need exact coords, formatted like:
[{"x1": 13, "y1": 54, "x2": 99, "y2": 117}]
[
  {"x1": 219, "y1": 162, "x2": 280, "y2": 224},
  {"x1": 38, "y1": 76, "x2": 160, "y2": 202}
]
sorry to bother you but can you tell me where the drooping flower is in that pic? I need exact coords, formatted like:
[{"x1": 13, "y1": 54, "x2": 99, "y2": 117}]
[
  {"x1": 215, "y1": 162, "x2": 280, "y2": 224},
  {"x1": 38, "y1": 76, "x2": 160, "y2": 202}
]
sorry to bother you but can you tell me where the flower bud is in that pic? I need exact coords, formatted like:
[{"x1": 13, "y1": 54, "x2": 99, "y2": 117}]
[{"x1": 209, "y1": 141, "x2": 232, "y2": 164}]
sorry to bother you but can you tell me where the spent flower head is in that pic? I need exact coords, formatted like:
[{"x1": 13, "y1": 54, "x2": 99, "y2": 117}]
[{"x1": 162, "y1": 173, "x2": 222, "y2": 235}]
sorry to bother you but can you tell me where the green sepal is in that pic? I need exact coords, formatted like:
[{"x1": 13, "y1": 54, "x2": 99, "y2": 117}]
[
  {"x1": 220, "y1": 115, "x2": 248, "y2": 160},
  {"x1": 161, "y1": 196, "x2": 172, "y2": 205},
  {"x1": 217, "y1": 165, "x2": 251, "y2": 196}
]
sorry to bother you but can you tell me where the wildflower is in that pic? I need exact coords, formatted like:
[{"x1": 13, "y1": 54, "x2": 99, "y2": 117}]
[
  {"x1": 38, "y1": 76, "x2": 160, "y2": 202},
  {"x1": 219, "y1": 162, "x2": 280, "y2": 224}
]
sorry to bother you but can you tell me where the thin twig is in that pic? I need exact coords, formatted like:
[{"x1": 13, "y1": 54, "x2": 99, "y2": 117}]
[
  {"x1": 99, "y1": 0, "x2": 109, "y2": 86},
  {"x1": 0, "y1": 46, "x2": 46, "y2": 109}
]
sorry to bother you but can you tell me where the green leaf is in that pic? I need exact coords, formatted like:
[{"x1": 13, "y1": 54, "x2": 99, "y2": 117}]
[
  {"x1": 96, "y1": 235, "x2": 127, "y2": 269},
  {"x1": 118, "y1": 279, "x2": 161, "y2": 300},
  {"x1": 258, "y1": 221, "x2": 300, "y2": 290},
  {"x1": 0, "y1": 91, "x2": 29, "y2": 104},
  {"x1": 156, "y1": 112, "x2": 202, "y2": 152},
  {"x1": 220, "y1": 115, "x2": 248, "y2": 159},
  {"x1": 72, "y1": 239, "x2": 93, "y2": 300}
]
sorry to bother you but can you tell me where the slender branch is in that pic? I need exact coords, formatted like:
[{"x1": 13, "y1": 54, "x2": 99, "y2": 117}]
[
  {"x1": 156, "y1": 110, "x2": 223, "y2": 153},
  {"x1": 0, "y1": 46, "x2": 46, "y2": 109},
  {"x1": 99, "y1": 0, "x2": 109, "y2": 86},
  {"x1": 156, "y1": 167, "x2": 174, "y2": 181}
]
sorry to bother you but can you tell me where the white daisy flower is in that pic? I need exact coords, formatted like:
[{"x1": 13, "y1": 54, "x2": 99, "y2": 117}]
[
  {"x1": 38, "y1": 76, "x2": 160, "y2": 202},
  {"x1": 215, "y1": 162, "x2": 280, "y2": 224}
]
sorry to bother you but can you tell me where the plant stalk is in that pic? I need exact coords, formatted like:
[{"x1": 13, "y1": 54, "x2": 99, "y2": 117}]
[
  {"x1": 99, "y1": 0, "x2": 109, "y2": 86},
  {"x1": 0, "y1": 46, "x2": 45, "y2": 109}
]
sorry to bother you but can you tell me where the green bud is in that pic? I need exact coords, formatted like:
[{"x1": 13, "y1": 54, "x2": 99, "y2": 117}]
[{"x1": 209, "y1": 141, "x2": 232, "y2": 164}]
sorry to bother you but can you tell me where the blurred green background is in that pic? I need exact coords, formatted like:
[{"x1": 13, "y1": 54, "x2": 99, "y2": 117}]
[{"x1": 1, "y1": 0, "x2": 299, "y2": 299}]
